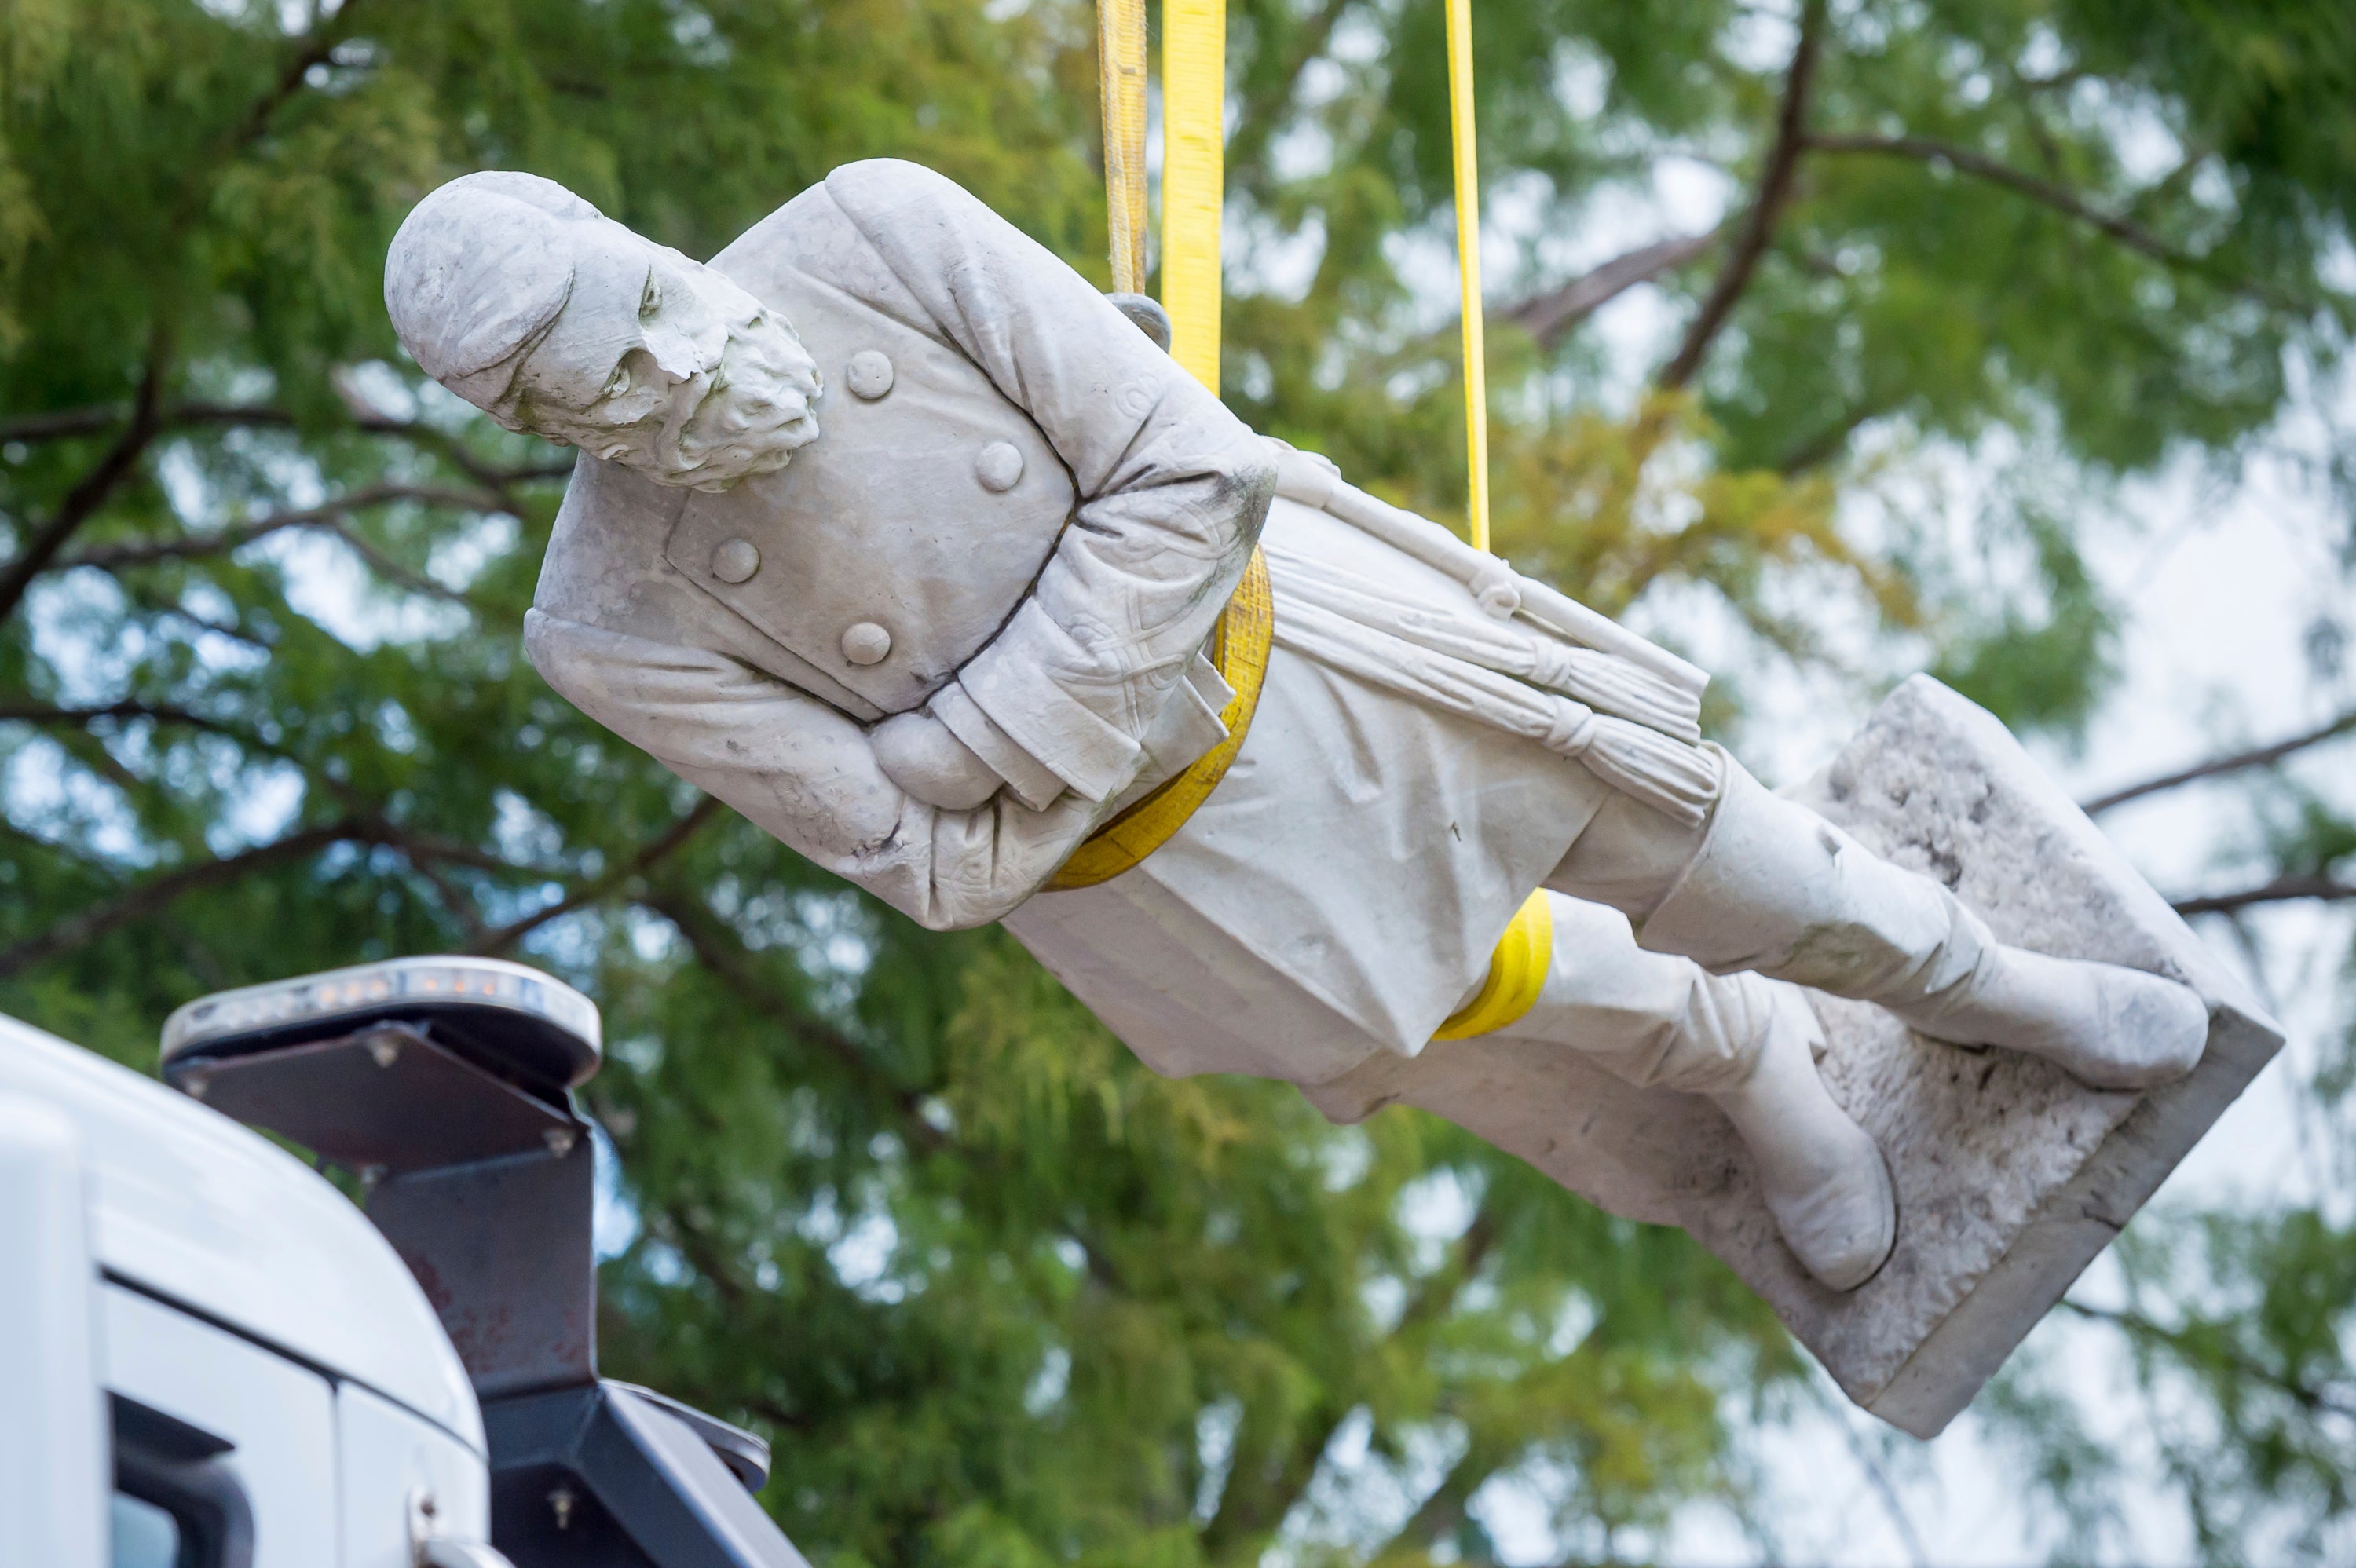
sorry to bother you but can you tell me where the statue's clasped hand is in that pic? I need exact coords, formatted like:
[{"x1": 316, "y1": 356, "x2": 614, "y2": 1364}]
[{"x1": 871, "y1": 711, "x2": 1004, "y2": 810}]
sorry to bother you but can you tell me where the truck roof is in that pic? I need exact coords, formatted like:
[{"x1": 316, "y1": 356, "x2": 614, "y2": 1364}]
[{"x1": 0, "y1": 1011, "x2": 481, "y2": 1450}]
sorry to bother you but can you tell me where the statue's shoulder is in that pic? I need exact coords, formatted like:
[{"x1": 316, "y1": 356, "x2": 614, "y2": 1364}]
[
  {"x1": 551, "y1": 451, "x2": 684, "y2": 532},
  {"x1": 710, "y1": 159, "x2": 985, "y2": 312},
  {"x1": 821, "y1": 158, "x2": 971, "y2": 215},
  {"x1": 709, "y1": 180, "x2": 891, "y2": 311}
]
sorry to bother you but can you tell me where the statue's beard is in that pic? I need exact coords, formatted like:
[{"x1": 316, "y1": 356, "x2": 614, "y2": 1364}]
[
  {"x1": 540, "y1": 318, "x2": 824, "y2": 492},
  {"x1": 651, "y1": 323, "x2": 824, "y2": 492}
]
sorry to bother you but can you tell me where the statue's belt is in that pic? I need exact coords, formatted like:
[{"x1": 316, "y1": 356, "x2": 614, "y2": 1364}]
[{"x1": 1041, "y1": 545, "x2": 1552, "y2": 1043}]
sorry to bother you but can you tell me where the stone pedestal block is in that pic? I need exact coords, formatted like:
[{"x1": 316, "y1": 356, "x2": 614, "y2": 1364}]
[{"x1": 1306, "y1": 676, "x2": 2283, "y2": 1436}]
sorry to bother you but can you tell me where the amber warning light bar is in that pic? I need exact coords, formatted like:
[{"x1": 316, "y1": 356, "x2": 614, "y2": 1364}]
[{"x1": 162, "y1": 956, "x2": 601, "y2": 1091}]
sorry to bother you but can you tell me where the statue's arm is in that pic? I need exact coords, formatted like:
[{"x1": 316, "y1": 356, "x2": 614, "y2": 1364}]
[
  {"x1": 822, "y1": 159, "x2": 1277, "y2": 808},
  {"x1": 521, "y1": 610, "x2": 1098, "y2": 930}
]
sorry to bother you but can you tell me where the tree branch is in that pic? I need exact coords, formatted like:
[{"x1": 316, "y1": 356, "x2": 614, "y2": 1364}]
[
  {"x1": 144, "y1": 3, "x2": 379, "y2": 254},
  {"x1": 2171, "y1": 875, "x2": 2356, "y2": 919},
  {"x1": 148, "y1": 604, "x2": 275, "y2": 652},
  {"x1": 1398, "y1": 1197, "x2": 1501, "y2": 1331},
  {"x1": 2015, "y1": 65, "x2": 2091, "y2": 95},
  {"x1": 0, "y1": 803, "x2": 627, "y2": 975},
  {"x1": 637, "y1": 883, "x2": 944, "y2": 1148},
  {"x1": 0, "y1": 698, "x2": 305, "y2": 769},
  {"x1": 1386, "y1": 1456, "x2": 1476, "y2": 1558},
  {"x1": 0, "y1": 345, "x2": 168, "y2": 623},
  {"x1": 0, "y1": 9, "x2": 386, "y2": 628},
  {"x1": 1831, "y1": 1402, "x2": 1932, "y2": 1568},
  {"x1": 470, "y1": 798, "x2": 723, "y2": 956},
  {"x1": 0, "y1": 700, "x2": 251, "y2": 740},
  {"x1": 328, "y1": 379, "x2": 577, "y2": 494},
  {"x1": 1656, "y1": 0, "x2": 1827, "y2": 390},
  {"x1": 2063, "y1": 1298, "x2": 2356, "y2": 1420},
  {"x1": 57, "y1": 484, "x2": 502, "y2": 574},
  {"x1": 355, "y1": 817, "x2": 569, "y2": 880},
  {"x1": 1777, "y1": 393, "x2": 1893, "y2": 472},
  {"x1": 284, "y1": 516, "x2": 489, "y2": 605},
  {"x1": 655, "y1": 1208, "x2": 753, "y2": 1309},
  {"x1": 0, "y1": 819, "x2": 365, "y2": 980},
  {"x1": 1502, "y1": 229, "x2": 1721, "y2": 350},
  {"x1": 0, "y1": 400, "x2": 573, "y2": 493},
  {"x1": 63, "y1": 488, "x2": 509, "y2": 609},
  {"x1": 0, "y1": 406, "x2": 142, "y2": 444},
  {"x1": 2082, "y1": 708, "x2": 2356, "y2": 815},
  {"x1": 221, "y1": 0, "x2": 369, "y2": 159},
  {"x1": 407, "y1": 855, "x2": 491, "y2": 945},
  {"x1": 1205, "y1": 1195, "x2": 1502, "y2": 1555},
  {"x1": 1803, "y1": 132, "x2": 2190, "y2": 269}
]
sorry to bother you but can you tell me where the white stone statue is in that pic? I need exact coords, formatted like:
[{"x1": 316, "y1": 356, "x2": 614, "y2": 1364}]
[{"x1": 384, "y1": 161, "x2": 2211, "y2": 1297}]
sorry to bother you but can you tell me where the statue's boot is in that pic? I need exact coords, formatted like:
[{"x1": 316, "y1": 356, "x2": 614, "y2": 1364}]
[
  {"x1": 1635, "y1": 760, "x2": 2209, "y2": 1091},
  {"x1": 1498, "y1": 896, "x2": 1896, "y2": 1292}
]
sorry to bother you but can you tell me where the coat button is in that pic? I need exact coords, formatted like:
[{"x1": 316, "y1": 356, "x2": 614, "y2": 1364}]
[
  {"x1": 975, "y1": 440, "x2": 1024, "y2": 492},
  {"x1": 711, "y1": 538, "x2": 760, "y2": 583},
  {"x1": 845, "y1": 349, "x2": 894, "y2": 400},
  {"x1": 841, "y1": 621, "x2": 893, "y2": 666}
]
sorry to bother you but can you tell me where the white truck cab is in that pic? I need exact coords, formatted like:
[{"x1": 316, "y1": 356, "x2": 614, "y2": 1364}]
[{"x1": 0, "y1": 958, "x2": 810, "y2": 1568}]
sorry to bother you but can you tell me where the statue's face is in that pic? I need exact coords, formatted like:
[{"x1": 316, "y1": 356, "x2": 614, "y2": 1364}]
[{"x1": 488, "y1": 221, "x2": 821, "y2": 492}]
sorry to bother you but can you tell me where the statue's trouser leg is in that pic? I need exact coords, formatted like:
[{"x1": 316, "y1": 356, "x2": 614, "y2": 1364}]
[
  {"x1": 1493, "y1": 893, "x2": 1777, "y2": 1095},
  {"x1": 1491, "y1": 894, "x2": 1895, "y2": 1290},
  {"x1": 1551, "y1": 753, "x2": 2208, "y2": 1090}
]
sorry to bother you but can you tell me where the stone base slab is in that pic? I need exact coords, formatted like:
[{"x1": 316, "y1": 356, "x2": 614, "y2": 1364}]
[{"x1": 1304, "y1": 676, "x2": 2284, "y2": 1437}]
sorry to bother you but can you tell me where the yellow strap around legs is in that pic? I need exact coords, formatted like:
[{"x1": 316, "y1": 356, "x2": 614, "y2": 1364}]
[
  {"x1": 1162, "y1": 0, "x2": 1227, "y2": 391},
  {"x1": 1432, "y1": 890, "x2": 1553, "y2": 1040},
  {"x1": 1443, "y1": 0, "x2": 1489, "y2": 552},
  {"x1": 1099, "y1": 0, "x2": 1150, "y2": 293}
]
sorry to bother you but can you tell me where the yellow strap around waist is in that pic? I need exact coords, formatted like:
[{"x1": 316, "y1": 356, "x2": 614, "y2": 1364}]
[
  {"x1": 1044, "y1": 548, "x2": 1273, "y2": 891},
  {"x1": 1432, "y1": 890, "x2": 1553, "y2": 1040}
]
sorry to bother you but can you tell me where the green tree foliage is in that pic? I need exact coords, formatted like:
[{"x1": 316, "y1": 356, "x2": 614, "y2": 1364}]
[{"x1": 3, "y1": 1, "x2": 2354, "y2": 1563}]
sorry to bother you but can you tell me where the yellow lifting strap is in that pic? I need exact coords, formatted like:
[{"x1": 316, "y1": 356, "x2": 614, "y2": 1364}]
[
  {"x1": 1432, "y1": 890, "x2": 1553, "y2": 1040},
  {"x1": 1098, "y1": 0, "x2": 1149, "y2": 294},
  {"x1": 1061, "y1": 0, "x2": 1268, "y2": 895},
  {"x1": 1135, "y1": 0, "x2": 1487, "y2": 534},
  {"x1": 1436, "y1": 5, "x2": 1549, "y2": 1038},
  {"x1": 1100, "y1": 0, "x2": 1220, "y2": 386},
  {"x1": 1160, "y1": 0, "x2": 1227, "y2": 390},
  {"x1": 1443, "y1": 0, "x2": 1490, "y2": 553}
]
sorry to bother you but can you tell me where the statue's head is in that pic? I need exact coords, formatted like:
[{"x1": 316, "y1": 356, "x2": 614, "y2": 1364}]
[{"x1": 384, "y1": 172, "x2": 821, "y2": 492}]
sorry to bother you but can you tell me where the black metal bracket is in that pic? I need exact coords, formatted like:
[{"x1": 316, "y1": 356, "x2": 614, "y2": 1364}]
[
  {"x1": 168, "y1": 1018, "x2": 597, "y2": 1395},
  {"x1": 368, "y1": 1130, "x2": 598, "y2": 1398},
  {"x1": 485, "y1": 1381, "x2": 806, "y2": 1568}
]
